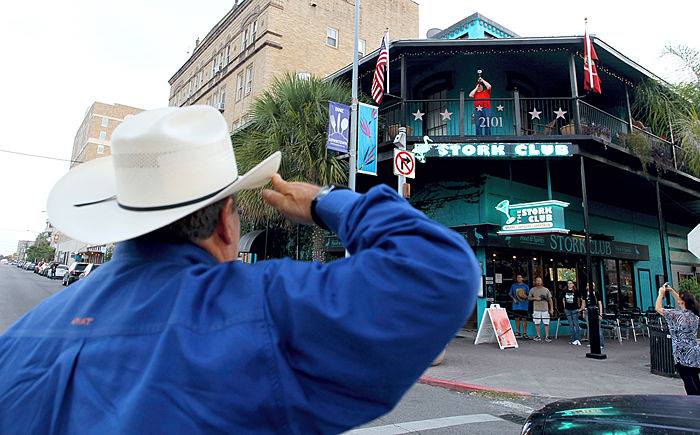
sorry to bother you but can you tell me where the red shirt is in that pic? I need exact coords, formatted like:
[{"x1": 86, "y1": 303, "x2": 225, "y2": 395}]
[{"x1": 474, "y1": 89, "x2": 492, "y2": 109}]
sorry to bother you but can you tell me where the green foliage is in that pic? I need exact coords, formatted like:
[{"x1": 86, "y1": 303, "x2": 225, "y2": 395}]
[
  {"x1": 633, "y1": 45, "x2": 700, "y2": 177},
  {"x1": 232, "y1": 73, "x2": 353, "y2": 225},
  {"x1": 231, "y1": 73, "x2": 354, "y2": 261},
  {"x1": 679, "y1": 278, "x2": 700, "y2": 301},
  {"x1": 104, "y1": 245, "x2": 114, "y2": 262},
  {"x1": 25, "y1": 235, "x2": 54, "y2": 263},
  {"x1": 620, "y1": 131, "x2": 652, "y2": 170}
]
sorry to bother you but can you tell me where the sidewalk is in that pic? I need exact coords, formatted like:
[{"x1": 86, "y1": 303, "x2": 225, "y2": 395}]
[{"x1": 421, "y1": 333, "x2": 685, "y2": 399}]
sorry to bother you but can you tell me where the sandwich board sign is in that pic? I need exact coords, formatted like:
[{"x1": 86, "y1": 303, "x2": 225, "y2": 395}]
[{"x1": 474, "y1": 304, "x2": 518, "y2": 349}]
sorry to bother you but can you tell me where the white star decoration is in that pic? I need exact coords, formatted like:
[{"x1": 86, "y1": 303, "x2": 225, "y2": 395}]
[
  {"x1": 529, "y1": 108, "x2": 542, "y2": 120},
  {"x1": 496, "y1": 105, "x2": 504, "y2": 112},
  {"x1": 440, "y1": 109, "x2": 453, "y2": 121},
  {"x1": 476, "y1": 105, "x2": 483, "y2": 112},
  {"x1": 412, "y1": 109, "x2": 424, "y2": 121},
  {"x1": 554, "y1": 107, "x2": 567, "y2": 120}
]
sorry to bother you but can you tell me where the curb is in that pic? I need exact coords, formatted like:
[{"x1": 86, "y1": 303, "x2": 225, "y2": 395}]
[{"x1": 418, "y1": 376, "x2": 532, "y2": 397}]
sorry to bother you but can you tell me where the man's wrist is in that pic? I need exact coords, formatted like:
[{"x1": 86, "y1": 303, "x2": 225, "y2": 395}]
[{"x1": 311, "y1": 185, "x2": 358, "y2": 232}]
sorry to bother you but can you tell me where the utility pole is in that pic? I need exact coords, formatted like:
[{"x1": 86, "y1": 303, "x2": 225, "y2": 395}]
[{"x1": 348, "y1": 0, "x2": 360, "y2": 192}]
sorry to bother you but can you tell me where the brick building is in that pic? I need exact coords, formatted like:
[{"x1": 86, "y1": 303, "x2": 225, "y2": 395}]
[
  {"x1": 168, "y1": 0, "x2": 419, "y2": 131},
  {"x1": 70, "y1": 102, "x2": 144, "y2": 168},
  {"x1": 55, "y1": 102, "x2": 144, "y2": 265}
]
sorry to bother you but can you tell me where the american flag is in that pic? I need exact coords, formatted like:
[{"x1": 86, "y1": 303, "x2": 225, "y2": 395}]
[{"x1": 371, "y1": 33, "x2": 389, "y2": 104}]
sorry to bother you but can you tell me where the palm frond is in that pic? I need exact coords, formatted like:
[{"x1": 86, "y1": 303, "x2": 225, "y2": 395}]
[{"x1": 232, "y1": 73, "x2": 352, "y2": 226}]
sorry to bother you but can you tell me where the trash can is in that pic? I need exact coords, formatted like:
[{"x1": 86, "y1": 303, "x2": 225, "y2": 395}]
[{"x1": 649, "y1": 326, "x2": 678, "y2": 378}]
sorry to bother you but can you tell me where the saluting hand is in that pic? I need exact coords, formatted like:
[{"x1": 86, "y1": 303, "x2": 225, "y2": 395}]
[{"x1": 262, "y1": 174, "x2": 321, "y2": 225}]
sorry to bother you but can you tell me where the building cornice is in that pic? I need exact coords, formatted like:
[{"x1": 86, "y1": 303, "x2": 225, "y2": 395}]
[{"x1": 169, "y1": 0, "x2": 277, "y2": 85}]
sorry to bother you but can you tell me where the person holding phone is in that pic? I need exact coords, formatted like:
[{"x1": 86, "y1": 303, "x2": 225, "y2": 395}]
[
  {"x1": 469, "y1": 75, "x2": 493, "y2": 136},
  {"x1": 656, "y1": 283, "x2": 700, "y2": 395}
]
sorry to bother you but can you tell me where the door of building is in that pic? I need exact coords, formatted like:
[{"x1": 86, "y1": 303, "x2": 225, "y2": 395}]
[{"x1": 638, "y1": 268, "x2": 652, "y2": 312}]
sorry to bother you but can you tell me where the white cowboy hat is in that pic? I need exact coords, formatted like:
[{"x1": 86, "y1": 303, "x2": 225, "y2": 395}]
[{"x1": 47, "y1": 105, "x2": 281, "y2": 245}]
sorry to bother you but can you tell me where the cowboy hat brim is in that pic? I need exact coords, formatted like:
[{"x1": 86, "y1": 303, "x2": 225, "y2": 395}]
[{"x1": 47, "y1": 151, "x2": 281, "y2": 245}]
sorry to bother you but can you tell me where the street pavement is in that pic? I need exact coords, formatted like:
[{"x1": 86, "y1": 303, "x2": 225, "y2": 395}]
[
  {"x1": 424, "y1": 334, "x2": 686, "y2": 398},
  {"x1": 0, "y1": 263, "x2": 63, "y2": 332},
  {"x1": 345, "y1": 383, "x2": 550, "y2": 434}
]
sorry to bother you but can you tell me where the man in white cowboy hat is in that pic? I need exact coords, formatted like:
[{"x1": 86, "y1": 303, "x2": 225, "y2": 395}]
[{"x1": 0, "y1": 105, "x2": 479, "y2": 434}]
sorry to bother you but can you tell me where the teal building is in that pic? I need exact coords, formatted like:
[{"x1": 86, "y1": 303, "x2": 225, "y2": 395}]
[{"x1": 329, "y1": 13, "x2": 700, "y2": 332}]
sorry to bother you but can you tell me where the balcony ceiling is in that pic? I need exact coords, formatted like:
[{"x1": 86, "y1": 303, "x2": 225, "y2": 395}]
[{"x1": 329, "y1": 36, "x2": 661, "y2": 87}]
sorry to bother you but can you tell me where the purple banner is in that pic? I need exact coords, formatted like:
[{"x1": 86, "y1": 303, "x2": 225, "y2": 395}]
[{"x1": 326, "y1": 101, "x2": 350, "y2": 153}]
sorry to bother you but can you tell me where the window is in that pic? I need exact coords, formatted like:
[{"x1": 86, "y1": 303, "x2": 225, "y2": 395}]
[
  {"x1": 236, "y1": 72, "x2": 244, "y2": 101},
  {"x1": 99, "y1": 131, "x2": 107, "y2": 141},
  {"x1": 358, "y1": 39, "x2": 366, "y2": 57},
  {"x1": 96, "y1": 144, "x2": 105, "y2": 154},
  {"x1": 425, "y1": 89, "x2": 448, "y2": 136},
  {"x1": 101, "y1": 117, "x2": 109, "y2": 128},
  {"x1": 219, "y1": 85, "x2": 226, "y2": 110},
  {"x1": 226, "y1": 45, "x2": 231, "y2": 64},
  {"x1": 245, "y1": 65, "x2": 253, "y2": 95},
  {"x1": 326, "y1": 27, "x2": 338, "y2": 48},
  {"x1": 603, "y1": 259, "x2": 636, "y2": 312},
  {"x1": 243, "y1": 28, "x2": 250, "y2": 49},
  {"x1": 251, "y1": 20, "x2": 257, "y2": 43}
]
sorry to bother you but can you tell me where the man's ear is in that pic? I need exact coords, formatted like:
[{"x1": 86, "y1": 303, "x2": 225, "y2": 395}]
[{"x1": 215, "y1": 197, "x2": 235, "y2": 245}]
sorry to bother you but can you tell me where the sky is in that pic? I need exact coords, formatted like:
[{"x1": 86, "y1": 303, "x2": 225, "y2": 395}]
[{"x1": 0, "y1": 0, "x2": 697, "y2": 255}]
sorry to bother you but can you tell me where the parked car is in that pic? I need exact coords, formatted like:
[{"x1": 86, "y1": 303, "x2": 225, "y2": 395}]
[
  {"x1": 38, "y1": 263, "x2": 51, "y2": 276},
  {"x1": 53, "y1": 265, "x2": 69, "y2": 280},
  {"x1": 521, "y1": 395, "x2": 700, "y2": 434},
  {"x1": 78, "y1": 263, "x2": 100, "y2": 280},
  {"x1": 25, "y1": 262, "x2": 35, "y2": 271},
  {"x1": 62, "y1": 262, "x2": 89, "y2": 286}
]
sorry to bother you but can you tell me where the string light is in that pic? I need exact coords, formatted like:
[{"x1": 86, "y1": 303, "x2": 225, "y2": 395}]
[
  {"x1": 357, "y1": 48, "x2": 635, "y2": 88},
  {"x1": 575, "y1": 51, "x2": 634, "y2": 86}
]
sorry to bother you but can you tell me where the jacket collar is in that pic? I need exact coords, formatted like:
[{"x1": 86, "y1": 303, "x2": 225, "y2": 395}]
[{"x1": 113, "y1": 238, "x2": 218, "y2": 267}]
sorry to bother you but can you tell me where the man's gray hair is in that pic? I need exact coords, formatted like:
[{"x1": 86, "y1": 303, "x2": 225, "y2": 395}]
[{"x1": 148, "y1": 195, "x2": 235, "y2": 243}]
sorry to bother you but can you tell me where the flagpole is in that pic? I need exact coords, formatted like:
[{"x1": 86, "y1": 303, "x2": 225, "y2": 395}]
[
  {"x1": 385, "y1": 28, "x2": 390, "y2": 97},
  {"x1": 585, "y1": 17, "x2": 594, "y2": 88},
  {"x1": 348, "y1": 0, "x2": 360, "y2": 193}
]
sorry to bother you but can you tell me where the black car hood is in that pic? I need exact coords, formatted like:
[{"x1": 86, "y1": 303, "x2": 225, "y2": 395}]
[{"x1": 525, "y1": 395, "x2": 700, "y2": 434}]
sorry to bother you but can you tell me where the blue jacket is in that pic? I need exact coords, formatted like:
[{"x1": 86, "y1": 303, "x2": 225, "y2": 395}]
[{"x1": 0, "y1": 186, "x2": 479, "y2": 434}]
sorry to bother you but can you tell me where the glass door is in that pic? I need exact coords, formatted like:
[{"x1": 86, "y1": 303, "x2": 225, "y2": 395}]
[
  {"x1": 603, "y1": 259, "x2": 636, "y2": 313},
  {"x1": 603, "y1": 259, "x2": 619, "y2": 313}
]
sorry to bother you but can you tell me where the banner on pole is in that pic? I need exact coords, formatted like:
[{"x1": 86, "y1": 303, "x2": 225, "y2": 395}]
[
  {"x1": 326, "y1": 101, "x2": 350, "y2": 153},
  {"x1": 357, "y1": 102, "x2": 378, "y2": 175},
  {"x1": 474, "y1": 304, "x2": 518, "y2": 350}
]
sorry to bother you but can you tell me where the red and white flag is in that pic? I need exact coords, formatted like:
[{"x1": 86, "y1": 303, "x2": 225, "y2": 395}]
[
  {"x1": 583, "y1": 25, "x2": 601, "y2": 94},
  {"x1": 371, "y1": 33, "x2": 390, "y2": 104}
]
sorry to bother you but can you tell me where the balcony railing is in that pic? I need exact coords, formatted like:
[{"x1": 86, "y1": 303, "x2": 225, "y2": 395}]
[{"x1": 378, "y1": 95, "x2": 691, "y2": 177}]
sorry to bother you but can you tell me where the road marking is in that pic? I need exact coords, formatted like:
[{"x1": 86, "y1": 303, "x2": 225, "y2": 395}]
[
  {"x1": 344, "y1": 414, "x2": 504, "y2": 434},
  {"x1": 491, "y1": 400, "x2": 534, "y2": 414}
]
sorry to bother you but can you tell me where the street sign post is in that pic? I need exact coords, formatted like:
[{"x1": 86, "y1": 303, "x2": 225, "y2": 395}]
[{"x1": 393, "y1": 149, "x2": 415, "y2": 179}]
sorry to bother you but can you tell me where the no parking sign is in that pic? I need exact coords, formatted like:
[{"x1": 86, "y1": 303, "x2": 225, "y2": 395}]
[{"x1": 393, "y1": 149, "x2": 416, "y2": 179}]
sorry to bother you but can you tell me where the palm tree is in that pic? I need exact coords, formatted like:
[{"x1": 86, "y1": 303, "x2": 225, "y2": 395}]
[
  {"x1": 232, "y1": 73, "x2": 353, "y2": 261},
  {"x1": 633, "y1": 45, "x2": 700, "y2": 175}
]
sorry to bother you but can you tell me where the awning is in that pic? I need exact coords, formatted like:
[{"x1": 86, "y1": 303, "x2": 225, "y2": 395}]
[{"x1": 238, "y1": 230, "x2": 265, "y2": 253}]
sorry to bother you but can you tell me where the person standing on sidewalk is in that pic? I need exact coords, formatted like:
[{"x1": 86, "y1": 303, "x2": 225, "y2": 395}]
[
  {"x1": 528, "y1": 277, "x2": 553, "y2": 342},
  {"x1": 509, "y1": 274, "x2": 530, "y2": 338},
  {"x1": 656, "y1": 284, "x2": 700, "y2": 395},
  {"x1": 562, "y1": 280, "x2": 584, "y2": 346},
  {"x1": 0, "y1": 106, "x2": 481, "y2": 434}
]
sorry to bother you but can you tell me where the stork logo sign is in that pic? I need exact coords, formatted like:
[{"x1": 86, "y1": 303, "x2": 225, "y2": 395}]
[{"x1": 496, "y1": 200, "x2": 570, "y2": 236}]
